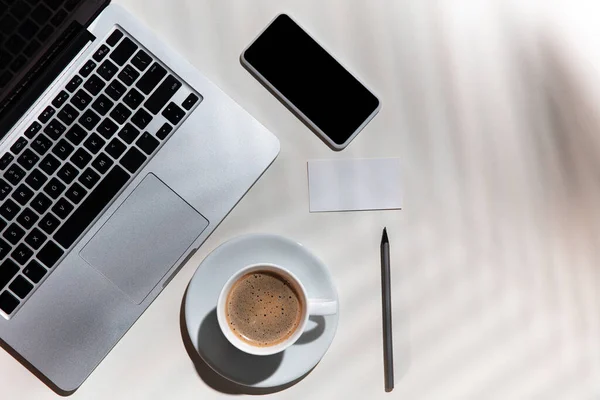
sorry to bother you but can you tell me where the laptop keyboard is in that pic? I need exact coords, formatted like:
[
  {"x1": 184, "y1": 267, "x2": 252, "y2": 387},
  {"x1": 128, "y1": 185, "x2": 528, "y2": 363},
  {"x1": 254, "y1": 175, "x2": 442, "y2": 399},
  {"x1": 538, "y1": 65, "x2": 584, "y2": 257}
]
[
  {"x1": 0, "y1": 27, "x2": 202, "y2": 318},
  {"x1": 0, "y1": 0, "x2": 83, "y2": 89}
]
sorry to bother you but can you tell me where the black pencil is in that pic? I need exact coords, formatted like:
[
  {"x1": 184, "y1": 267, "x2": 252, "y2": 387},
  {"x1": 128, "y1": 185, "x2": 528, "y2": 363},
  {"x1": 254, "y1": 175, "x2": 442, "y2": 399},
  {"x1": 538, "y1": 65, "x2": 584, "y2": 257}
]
[{"x1": 381, "y1": 227, "x2": 394, "y2": 392}]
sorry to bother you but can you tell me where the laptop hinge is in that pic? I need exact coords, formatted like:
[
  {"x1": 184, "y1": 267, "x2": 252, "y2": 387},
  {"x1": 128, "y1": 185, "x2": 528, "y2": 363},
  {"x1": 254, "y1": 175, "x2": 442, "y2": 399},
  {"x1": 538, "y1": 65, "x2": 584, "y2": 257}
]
[{"x1": 0, "y1": 22, "x2": 95, "y2": 140}]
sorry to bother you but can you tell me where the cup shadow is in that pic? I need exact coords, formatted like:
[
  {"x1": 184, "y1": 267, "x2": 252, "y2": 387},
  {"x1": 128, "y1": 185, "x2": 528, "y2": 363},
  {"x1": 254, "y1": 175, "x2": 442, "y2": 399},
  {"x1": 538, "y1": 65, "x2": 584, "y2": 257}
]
[{"x1": 179, "y1": 289, "x2": 317, "y2": 395}]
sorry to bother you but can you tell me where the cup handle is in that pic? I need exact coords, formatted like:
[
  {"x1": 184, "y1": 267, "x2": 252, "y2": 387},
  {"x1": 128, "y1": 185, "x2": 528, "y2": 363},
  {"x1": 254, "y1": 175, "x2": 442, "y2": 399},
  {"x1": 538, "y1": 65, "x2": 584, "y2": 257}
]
[{"x1": 307, "y1": 299, "x2": 338, "y2": 316}]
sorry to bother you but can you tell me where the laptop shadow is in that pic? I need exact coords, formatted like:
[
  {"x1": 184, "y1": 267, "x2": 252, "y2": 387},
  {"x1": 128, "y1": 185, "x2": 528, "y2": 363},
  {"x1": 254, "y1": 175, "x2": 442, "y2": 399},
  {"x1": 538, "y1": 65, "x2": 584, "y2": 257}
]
[{"x1": 179, "y1": 288, "x2": 315, "y2": 395}]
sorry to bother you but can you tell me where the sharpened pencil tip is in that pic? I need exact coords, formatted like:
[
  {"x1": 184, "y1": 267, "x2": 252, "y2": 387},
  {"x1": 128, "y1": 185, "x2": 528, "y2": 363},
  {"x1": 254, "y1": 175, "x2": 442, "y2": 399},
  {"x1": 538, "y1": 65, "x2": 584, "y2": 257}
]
[{"x1": 382, "y1": 227, "x2": 388, "y2": 244}]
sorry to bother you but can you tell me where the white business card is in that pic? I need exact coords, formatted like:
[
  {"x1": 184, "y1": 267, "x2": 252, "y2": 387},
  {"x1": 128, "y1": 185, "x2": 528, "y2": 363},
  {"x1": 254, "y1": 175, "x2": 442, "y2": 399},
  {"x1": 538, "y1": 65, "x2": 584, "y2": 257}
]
[{"x1": 307, "y1": 158, "x2": 402, "y2": 212}]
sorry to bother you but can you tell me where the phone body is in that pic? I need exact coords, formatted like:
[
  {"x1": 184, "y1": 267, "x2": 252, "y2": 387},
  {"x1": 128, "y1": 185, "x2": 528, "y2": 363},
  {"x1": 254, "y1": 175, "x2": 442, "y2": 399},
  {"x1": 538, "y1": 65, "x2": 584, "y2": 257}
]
[{"x1": 241, "y1": 14, "x2": 381, "y2": 150}]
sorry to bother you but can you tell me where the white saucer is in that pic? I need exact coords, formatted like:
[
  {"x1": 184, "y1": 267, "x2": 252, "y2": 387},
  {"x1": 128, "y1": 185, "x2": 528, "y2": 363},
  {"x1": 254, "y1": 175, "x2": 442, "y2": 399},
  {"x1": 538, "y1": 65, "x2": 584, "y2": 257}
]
[{"x1": 184, "y1": 234, "x2": 339, "y2": 388}]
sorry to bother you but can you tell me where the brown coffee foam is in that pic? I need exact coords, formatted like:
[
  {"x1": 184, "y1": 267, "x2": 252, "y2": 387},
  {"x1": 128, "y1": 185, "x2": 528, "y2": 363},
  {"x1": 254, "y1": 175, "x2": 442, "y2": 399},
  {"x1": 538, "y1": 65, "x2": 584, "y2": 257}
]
[{"x1": 226, "y1": 271, "x2": 303, "y2": 347}]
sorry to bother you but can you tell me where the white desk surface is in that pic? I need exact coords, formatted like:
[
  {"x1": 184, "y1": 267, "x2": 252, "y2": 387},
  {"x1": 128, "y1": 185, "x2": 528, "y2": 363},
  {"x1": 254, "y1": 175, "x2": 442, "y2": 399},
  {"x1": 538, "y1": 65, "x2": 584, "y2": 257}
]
[{"x1": 3, "y1": 0, "x2": 600, "y2": 398}]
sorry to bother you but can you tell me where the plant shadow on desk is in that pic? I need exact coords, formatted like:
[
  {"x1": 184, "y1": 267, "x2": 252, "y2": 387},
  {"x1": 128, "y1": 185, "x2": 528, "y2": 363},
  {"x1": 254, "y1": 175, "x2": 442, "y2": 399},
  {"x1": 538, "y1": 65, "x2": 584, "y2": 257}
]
[{"x1": 180, "y1": 295, "x2": 323, "y2": 395}]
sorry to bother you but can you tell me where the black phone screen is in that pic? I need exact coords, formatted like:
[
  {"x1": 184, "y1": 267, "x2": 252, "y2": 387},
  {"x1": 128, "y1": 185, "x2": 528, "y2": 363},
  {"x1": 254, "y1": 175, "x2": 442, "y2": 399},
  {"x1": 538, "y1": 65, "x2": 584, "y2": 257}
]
[{"x1": 243, "y1": 14, "x2": 379, "y2": 146}]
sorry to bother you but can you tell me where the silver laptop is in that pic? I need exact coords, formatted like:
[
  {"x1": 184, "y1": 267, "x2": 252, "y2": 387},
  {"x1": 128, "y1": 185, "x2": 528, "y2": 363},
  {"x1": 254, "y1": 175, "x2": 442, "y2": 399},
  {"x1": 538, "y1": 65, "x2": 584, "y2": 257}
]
[{"x1": 0, "y1": 0, "x2": 279, "y2": 392}]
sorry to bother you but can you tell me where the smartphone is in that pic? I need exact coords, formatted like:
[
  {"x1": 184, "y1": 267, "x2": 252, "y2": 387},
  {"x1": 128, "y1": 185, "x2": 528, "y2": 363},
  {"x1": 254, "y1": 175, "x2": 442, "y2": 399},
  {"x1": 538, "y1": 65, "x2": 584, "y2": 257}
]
[{"x1": 241, "y1": 14, "x2": 380, "y2": 150}]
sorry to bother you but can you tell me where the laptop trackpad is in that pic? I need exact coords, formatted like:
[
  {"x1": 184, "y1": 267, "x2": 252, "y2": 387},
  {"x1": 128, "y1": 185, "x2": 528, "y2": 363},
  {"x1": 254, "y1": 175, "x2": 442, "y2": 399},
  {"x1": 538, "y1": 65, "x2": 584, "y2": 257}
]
[{"x1": 80, "y1": 174, "x2": 209, "y2": 304}]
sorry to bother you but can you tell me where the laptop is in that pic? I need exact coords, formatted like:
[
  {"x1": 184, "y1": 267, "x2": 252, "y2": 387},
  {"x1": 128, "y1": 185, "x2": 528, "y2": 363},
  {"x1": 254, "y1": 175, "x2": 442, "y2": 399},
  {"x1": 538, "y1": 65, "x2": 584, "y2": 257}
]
[{"x1": 0, "y1": 0, "x2": 279, "y2": 392}]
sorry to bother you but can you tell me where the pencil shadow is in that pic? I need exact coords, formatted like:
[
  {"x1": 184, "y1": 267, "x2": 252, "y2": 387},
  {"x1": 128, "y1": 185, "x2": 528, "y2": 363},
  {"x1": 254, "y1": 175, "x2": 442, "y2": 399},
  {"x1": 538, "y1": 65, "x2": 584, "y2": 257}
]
[{"x1": 179, "y1": 288, "x2": 314, "y2": 395}]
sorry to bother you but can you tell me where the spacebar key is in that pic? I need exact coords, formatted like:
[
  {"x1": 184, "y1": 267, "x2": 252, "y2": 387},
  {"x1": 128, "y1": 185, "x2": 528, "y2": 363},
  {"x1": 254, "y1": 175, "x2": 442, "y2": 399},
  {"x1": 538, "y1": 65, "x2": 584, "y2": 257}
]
[{"x1": 54, "y1": 166, "x2": 130, "y2": 248}]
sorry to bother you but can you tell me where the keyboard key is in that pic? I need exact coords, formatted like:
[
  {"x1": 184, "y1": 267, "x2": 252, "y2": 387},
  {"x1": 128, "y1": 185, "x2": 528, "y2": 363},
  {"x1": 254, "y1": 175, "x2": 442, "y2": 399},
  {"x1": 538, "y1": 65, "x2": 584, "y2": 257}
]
[
  {"x1": 70, "y1": 148, "x2": 92, "y2": 169},
  {"x1": 65, "y1": 182, "x2": 86, "y2": 204},
  {"x1": 57, "y1": 104, "x2": 79, "y2": 126},
  {"x1": 131, "y1": 50, "x2": 152, "y2": 71},
  {"x1": 0, "y1": 179, "x2": 11, "y2": 200},
  {"x1": 106, "y1": 29, "x2": 123, "y2": 47},
  {"x1": 91, "y1": 94, "x2": 114, "y2": 116},
  {"x1": 162, "y1": 102, "x2": 185, "y2": 125},
  {"x1": 83, "y1": 74, "x2": 105, "y2": 96},
  {"x1": 10, "y1": 137, "x2": 27, "y2": 155},
  {"x1": 0, "y1": 153, "x2": 13, "y2": 170},
  {"x1": 83, "y1": 133, "x2": 105, "y2": 154},
  {"x1": 106, "y1": 138, "x2": 126, "y2": 159},
  {"x1": 65, "y1": 75, "x2": 82, "y2": 92},
  {"x1": 136, "y1": 132, "x2": 159, "y2": 155},
  {"x1": 31, "y1": 4, "x2": 52, "y2": 25},
  {"x1": 9, "y1": 275, "x2": 33, "y2": 298},
  {"x1": 43, "y1": 178, "x2": 65, "y2": 199},
  {"x1": 79, "y1": 59, "x2": 96, "y2": 78},
  {"x1": 25, "y1": 229, "x2": 46, "y2": 251},
  {"x1": 0, "y1": 259, "x2": 18, "y2": 289},
  {"x1": 11, "y1": 1, "x2": 31, "y2": 19},
  {"x1": 106, "y1": 80, "x2": 126, "y2": 100},
  {"x1": 3, "y1": 223, "x2": 24, "y2": 244},
  {"x1": 0, "y1": 239, "x2": 12, "y2": 260},
  {"x1": 25, "y1": 168, "x2": 47, "y2": 190},
  {"x1": 91, "y1": 152, "x2": 113, "y2": 174},
  {"x1": 54, "y1": 166, "x2": 129, "y2": 248},
  {"x1": 79, "y1": 109, "x2": 101, "y2": 130},
  {"x1": 182, "y1": 93, "x2": 200, "y2": 111},
  {"x1": 78, "y1": 168, "x2": 100, "y2": 189},
  {"x1": 52, "y1": 198, "x2": 73, "y2": 220},
  {"x1": 11, "y1": 184, "x2": 33, "y2": 206},
  {"x1": 51, "y1": 90, "x2": 69, "y2": 108},
  {"x1": 5, "y1": 164, "x2": 25, "y2": 185},
  {"x1": 93, "y1": 44, "x2": 110, "y2": 62},
  {"x1": 5, "y1": 34, "x2": 24, "y2": 55},
  {"x1": 31, "y1": 193, "x2": 52, "y2": 214},
  {"x1": 0, "y1": 15, "x2": 18, "y2": 35},
  {"x1": 56, "y1": 162, "x2": 78, "y2": 184},
  {"x1": 109, "y1": 103, "x2": 131, "y2": 124},
  {"x1": 97, "y1": 59, "x2": 118, "y2": 81},
  {"x1": 0, "y1": 199, "x2": 20, "y2": 221},
  {"x1": 52, "y1": 139, "x2": 74, "y2": 160},
  {"x1": 0, "y1": 291, "x2": 19, "y2": 314},
  {"x1": 109, "y1": 37, "x2": 137, "y2": 66},
  {"x1": 43, "y1": 118, "x2": 66, "y2": 140},
  {"x1": 23, "y1": 260, "x2": 46, "y2": 283},
  {"x1": 18, "y1": 19, "x2": 38, "y2": 40},
  {"x1": 118, "y1": 123, "x2": 140, "y2": 144},
  {"x1": 131, "y1": 108, "x2": 152, "y2": 129},
  {"x1": 65, "y1": 124, "x2": 87, "y2": 145},
  {"x1": 37, "y1": 241, "x2": 63, "y2": 267},
  {"x1": 38, "y1": 106, "x2": 55, "y2": 124},
  {"x1": 136, "y1": 62, "x2": 166, "y2": 94},
  {"x1": 120, "y1": 147, "x2": 146, "y2": 173},
  {"x1": 0, "y1": 218, "x2": 5, "y2": 232},
  {"x1": 39, "y1": 154, "x2": 60, "y2": 175},
  {"x1": 11, "y1": 243, "x2": 33, "y2": 266},
  {"x1": 145, "y1": 75, "x2": 181, "y2": 114},
  {"x1": 71, "y1": 89, "x2": 92, "y2": 111},
  {"x1": 31, "y1": 133, "x2": 52, "y2": 155},
  {"x1": 17, "y1": 208, "x2": 38, "y2": 230},
  {"x1": 123, "y1": 88, "x2": 144, "y2": 110},
  {"x1": 24, "y1": 121, "x2": 42, "y2": 139},
  {"x1": 17, "y1": 149, "x2": 39, "y2": 170},
  {"x1": 39, "y1": 213, "x2": 60, "y2": 234},
  {"x1": 118, "y1": 64, "x2": 140, "y2": 86}
]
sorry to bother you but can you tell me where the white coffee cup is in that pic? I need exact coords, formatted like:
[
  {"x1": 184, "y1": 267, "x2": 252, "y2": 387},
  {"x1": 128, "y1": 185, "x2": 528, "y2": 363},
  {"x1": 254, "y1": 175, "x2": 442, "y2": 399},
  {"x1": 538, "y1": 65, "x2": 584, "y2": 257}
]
[{"x1": 216, "y1": 263, "x2": 338, "y2": 356}]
